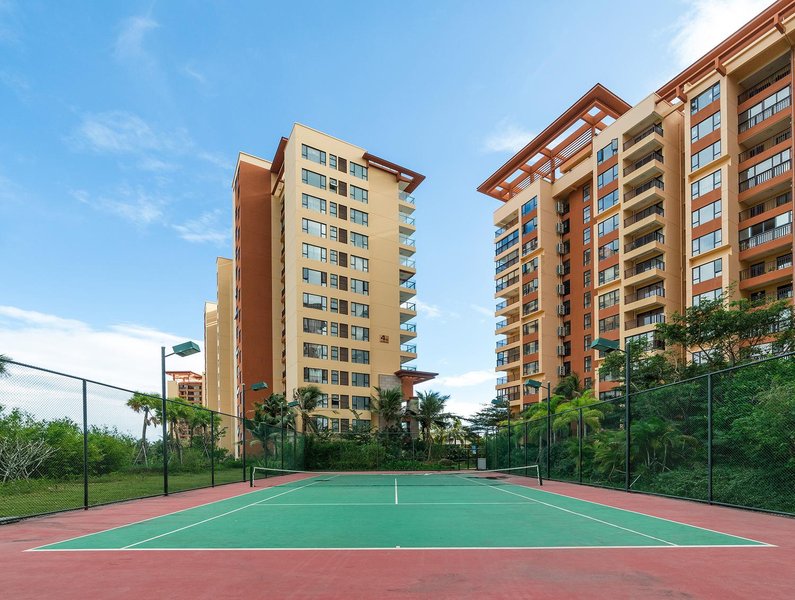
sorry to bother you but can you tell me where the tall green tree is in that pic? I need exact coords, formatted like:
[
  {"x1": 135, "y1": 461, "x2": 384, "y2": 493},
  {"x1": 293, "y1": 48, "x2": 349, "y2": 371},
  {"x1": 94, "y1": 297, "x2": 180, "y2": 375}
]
[
  {"x1": 414, "y1": 390, "x2": 450, "y2": 459},
  {"x1": 293, "y1": 385, "x2": 324, "y2": 434},
  {"x1": 244, "y1": 392, "x2": 290, "y2": 459},
  {"x1": 552, "y1": 389, "x2": 606, "y2": 436},
  {"x1": 599, "y1": 339, "x2": 679, "y2": 393},
  {"x1": 126, "y1": 392, "x2": 160, "y2": 466},
  {"x1": 554, "y1": 373, "x2": 583, "y2": 399},
  {"x1": 469, "y1": 397, "x2": 509, "y2": 431},
  {"x1": 0, "y1": 354, "x2": 11, "y2": 377},
  {"x1": 370, "y1": 387, "x2": 405, "y2": 431}
]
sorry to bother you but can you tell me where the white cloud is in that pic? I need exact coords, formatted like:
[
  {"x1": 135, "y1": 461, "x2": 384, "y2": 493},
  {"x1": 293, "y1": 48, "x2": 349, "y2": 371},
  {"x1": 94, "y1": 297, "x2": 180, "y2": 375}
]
[
  {"x1": 415, "y1": 375, "x2": 496, "y2": 420},
  {"x1": 470, "y1": 304, "x2": 493, "y2": 318},
  {"x1": 483, "y1": 119, "x2": 534, "y2": 153},
  {"x1": 415, "y1": 299, "x2": 443, "y2": 319},
  {"x1": 173, "y1": 210, "x2": 229, "y2": 245},
  {"x1": 114, "y1": 15, "x2": 159, "y2": 62},
  {"x1": 71, "y1": 111, "x2": 189, "y2": 156},
  {"x1": 669, "y1": 0, "x2": 774, "y2": 69},
  {"x1": 183, "y1": 65, "x2": 207, "y2": 85},
  {"x1": 72, "y1": 187, "x2": 165, "y2": 225},
  {"x1": 434, "y1": 370, "x2": 496, "y2": 388},
  {"x1": 0, "y1": 0, "x2": 21, "y2": 45}
]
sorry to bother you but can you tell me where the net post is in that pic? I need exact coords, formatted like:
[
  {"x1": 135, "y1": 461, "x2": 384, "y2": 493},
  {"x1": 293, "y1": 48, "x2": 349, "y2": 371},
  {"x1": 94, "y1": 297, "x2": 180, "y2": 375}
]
[
  {"x1": 578, "y1": 408, "x2": 583, "y2": 484},
  {"x1": 249, "y1": 465, "x2": 254, "y2": 487},
  {"x1": 524, "y1": 421, "x2": 528, "y2": 476},
  {"x1": 538, "y1": 463, "x2": 543, "y2": 487},
  {"x1": 707, "y1": 372, "x2": 713, "y2": 504},
  {"x1": 82, "y1": 379, "x2": 89, "y2": 510}
]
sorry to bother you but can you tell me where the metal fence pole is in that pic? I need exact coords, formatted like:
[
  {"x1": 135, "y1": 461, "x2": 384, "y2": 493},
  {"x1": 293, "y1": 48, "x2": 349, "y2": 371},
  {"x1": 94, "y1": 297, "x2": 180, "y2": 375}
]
[
  {"x1": 82, "y1": 379, "x2": 89, "y2": 510},
  {"x1": 161, "y1": 347, "x2": 169, "y2": 496},
  {"x1": 625, "y1": 343, "x2": 632, "y2": 492},
  {"x1": 707, "y1": 373, "x2": 713, "y2": 504},
  {"x1": 242, "y1": 385, "x2": 247, "y2": 482},
  {"x1": 546, "y1": 382, "x2": 551, "y2": 480},
  {"x1": 524, "y1": 421, "x2": 528, "y2": 471},
  {"x1": 211, "y1": 413, "x2": 215, "y2": 487},
  {"x1": 578, "y1": 408, "x2": 583, "y2": 484}
]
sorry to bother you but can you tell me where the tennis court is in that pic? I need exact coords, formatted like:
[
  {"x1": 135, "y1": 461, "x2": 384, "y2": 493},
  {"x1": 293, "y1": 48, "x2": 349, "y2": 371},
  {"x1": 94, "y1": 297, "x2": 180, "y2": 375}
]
[{"x1": 30, "y1": 467, "x2": 770, "y2": 552}]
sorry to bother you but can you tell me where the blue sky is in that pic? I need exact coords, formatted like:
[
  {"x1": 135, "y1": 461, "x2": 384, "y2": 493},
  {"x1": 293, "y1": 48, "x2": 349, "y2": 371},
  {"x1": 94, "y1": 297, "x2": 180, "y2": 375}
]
[{"x1": 0, "y1": 0, "x2": 773, "y2": 417}]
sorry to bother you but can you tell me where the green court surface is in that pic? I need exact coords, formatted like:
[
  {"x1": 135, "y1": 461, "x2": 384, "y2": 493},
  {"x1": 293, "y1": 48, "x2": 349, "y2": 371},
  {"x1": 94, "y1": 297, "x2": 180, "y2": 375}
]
[{"x1": 32, "y1": 472, "x2": 770, "y2": 551}]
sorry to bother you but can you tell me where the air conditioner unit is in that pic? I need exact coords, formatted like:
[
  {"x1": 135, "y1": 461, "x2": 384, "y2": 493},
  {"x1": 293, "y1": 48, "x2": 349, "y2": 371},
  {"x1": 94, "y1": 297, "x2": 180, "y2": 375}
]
[
  {"x1": 557, "y1": 366, "x2": 567, "y2": 376},
  {"x1": 555, "y1": 222, "x2": 566, "y2": 234},
  {"x1": 556, "y1": 284, "x2": 566, "y2": 295},
  {"x1": 556, "y1": 264, "x2": 565, "y2": 275},
  {"x1": 557, "y1": 346, "x2": 567, "y2": 356},
  {"x1": 557, "y1": 326, "x2": 566, "y2": 337},
  {"x1": 555, "y1": 201, "x2": 565, "y2": 214},
  {"x1": 556, "y1": 304, "x2": 566, "y2": 315},
  {"x1": 556, "y1": 243, "x2": 566, "y2": 254}
]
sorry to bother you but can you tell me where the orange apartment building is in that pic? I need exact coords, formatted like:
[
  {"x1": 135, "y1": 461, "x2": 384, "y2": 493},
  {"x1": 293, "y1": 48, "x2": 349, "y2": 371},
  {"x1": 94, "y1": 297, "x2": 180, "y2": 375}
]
[
  {"x1": 206, "y1": 124, "x2": 436, "y2": 434},
  {"x1": 479, "y1": 1, "x2": 795, "y2": 414},
  {"x1": 165, "y1": 371, "x2": 204, "y2": 405}
]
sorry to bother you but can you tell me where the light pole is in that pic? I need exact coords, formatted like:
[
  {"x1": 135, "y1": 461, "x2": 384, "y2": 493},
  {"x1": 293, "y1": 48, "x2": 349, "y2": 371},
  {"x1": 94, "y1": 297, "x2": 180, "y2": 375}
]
[
  {"x1": 491, "y1": 397, "x2": 510, "y2": 468},
  {"x1": 591, "y1": 337, "x2": 632, "y2": 491},
  {"x1": 246, "y1": 381, "x2": 268, "y2": 479},
  {"x1": 161, "y1": 341, "x2": 200, "y2": 496},
  {"x1": 524, "y1": 378, "x2": 551, "y2": 479}
]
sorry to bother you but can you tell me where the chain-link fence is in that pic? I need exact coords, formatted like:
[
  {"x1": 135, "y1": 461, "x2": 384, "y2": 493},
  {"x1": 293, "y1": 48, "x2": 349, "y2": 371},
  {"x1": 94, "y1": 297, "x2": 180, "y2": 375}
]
[
  {"x1": 485, "y1": 352, "x2": 795, "y2": 516},
  {"x1": 0, "y1": 360, "x2": 303, "y2": 522}
]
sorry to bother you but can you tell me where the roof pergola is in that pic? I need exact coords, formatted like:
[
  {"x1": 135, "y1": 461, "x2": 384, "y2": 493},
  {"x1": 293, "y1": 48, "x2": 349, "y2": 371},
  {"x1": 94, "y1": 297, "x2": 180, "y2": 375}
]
[{"x1": 477, "y1": 84, "x2": 631, "y2": 202}]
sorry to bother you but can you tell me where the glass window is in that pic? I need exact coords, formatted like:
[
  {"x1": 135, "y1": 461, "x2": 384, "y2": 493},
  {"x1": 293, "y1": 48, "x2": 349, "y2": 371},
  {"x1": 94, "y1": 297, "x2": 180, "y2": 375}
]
[
  {"x1": 597, "y1": 189, "x2": 619, "y2": 213},
  {"x1": 522, "y1": 217, "x2": 537, "y2": 235},
  {"x1": 351, "y1": 279, "x2": 369, "y2": 295},
  {"x1": 599, "y1": 290, "x2": 620, "y2": 309},
  {"x1": 691, "y1": 140, "x2": 721, "y2": 171},
  {"x1": 692, "y1": 229, "x2": 722, "y2": 256},
  {"x1": 303, "y1": 292, "x2": 326, "y2": 311},
  {"x1": 351, "y1": 349, "x2": 370, "y2": 364},
  {"x1": 690, "y1": 82, "x2": 720, "y2": 114},
  {"x1": 596, "y1": 139, "x2": 618, "y2": 164},
  {"x1": 691, "y1": 112, "x2": 720, "y2": 142},
  {"x1": 692, "y1": 200, "x2": 722, "y2": 227},
  {"x1": 350, "y1": 162, "x2": 368, "y2": 180},
  {"x1": 350, "y1": 208, "x2": 368, "y2": 226},
  {"x1": 691, "y1": 170, "x2": 721, "y2": 199},
  {"x1": 521, "y1": 196, "x2": 538, "y2": 215},
  {"x1": 302, "y1": 218, "x2": 326, "y2": 238},
  {"x1": 692, "y1": 258, "x2": 722, "y2": 283},
  {"x1": 302, "y1": 193, "x2": 326, "y2": 214},
  {"x1": 302, "y1": 268, "x2": 326, "y2": 287},
  {"x1": 303, "y1": 318, "x2": 327, "y2": 335},
  {"x1": 597, "y1": 164, "x2": 618, "y2": 189},
  {"x1": 350, "y1": 185, "x2": 368, "y2": 203},
  {"x1": 301, "y1": 168, "x2": 326, "y2": 190},
  {"x1": 302, "y1": 242, "x2": 327, "y2": 263},
  {"x1": 304, "y1": 367, "x2": 328, "y2": 384},
  {"x1": 598, "y1": 239, "x2": 620, "y2": 260},
  {"x1": 350, "y1": 256, "x2": 369, "y2": 272},
  {"x1": 351, "y1": 373, "x2": 370, "y2": 387},
  {"x1": 598, "y1": 265, "x2": 620, "y2": 285},
  {"x1": 352, "y1": 395, "x2": 370, "y2": 409},
  {"x1": 351, "y1": 302, "x2": 369, "y2": 318},
  {"x1": 303, "y1": 342, "x2": 328, "y2": 359},
  {"x1": 301, "y1": 144, "x2": 326, "y2": 165},
  {"x1": 351, "y1": 326, "x2": 369, "y2": 341},
  {"x1": 583, "y1": 206, "x2": 591, "y2": 224},
  {"x1": 693, "y1": 288, "x2": 722, "y2": 306},
  {"x1": 351, "y1": 232, "x2": 368, "y2": 249},
  {"x1": 597, "y1": 214, "x2": 619, "y2": 237},
  {"x1": 583, "y1": 227, "x2": 591, "y2": 245}
]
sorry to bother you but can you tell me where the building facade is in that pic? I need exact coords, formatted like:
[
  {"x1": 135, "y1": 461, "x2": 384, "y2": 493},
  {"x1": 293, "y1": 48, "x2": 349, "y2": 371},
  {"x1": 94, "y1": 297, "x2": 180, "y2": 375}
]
[
  {"x1": 479, "y1": 1, "x2": 795, "y2": 413},
  {"x1": 165, "y1": 371, "x2": 204, "y2": 405},
  {"x1": 207, "y1": 124, "x2": 435, "y2": 433}
]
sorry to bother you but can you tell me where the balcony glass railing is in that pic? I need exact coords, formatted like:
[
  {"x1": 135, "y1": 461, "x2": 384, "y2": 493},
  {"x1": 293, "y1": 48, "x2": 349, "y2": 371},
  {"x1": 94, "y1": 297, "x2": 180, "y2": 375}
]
[
  {"x1": 495, "y1": 276, "x2": 519, "y2": 292},
  {"x1": 401, "y1": 279, "x2": 416, "y2": 289},
  {"x1": 400, "y1": 257, "x2": 416, "y2": 269},
  {"x1": 495, "y1": 317, "x2": 519, "y2": 331},
  {"x1": 623, "y1": 123, "x2": 663, "y2": 151},
  {"x1": 399, "y1": 191, "x2": 415, "y2": 204},
  {"x1": 400, "y1": 301, "x2": 416, "y2": 311},
  {"x1": 626, "y1": 313, "x2": 666, "y2": 330},
  {"x1": 739, "y1": 192, "x2": 792, "y2": 221},
  {"x1": 625, "y1": 177, "x2": 664, "y2": 201},
  {"x1": 399, "y1": 235, "x2": 416, "y2": 246},
  {"x1": 494, "y1": 219, "x2": 519, "y2": 238},
  {"x1": 623, "y1": 150, "x2": 664, "y2": 177},
  {"x1": 625, "y1": 230, "x2": 664, "y2": 253},
  {"x1": 625, "y1": 258, "x2": 665, "y2": 278},
  {"x1": 625, "y1": 287, "x2": 665, "y2": 303},
  {"x1": 400, "y1": 344, "x2": 417, "y2": 353},
  {"x1": 496, "y1": 376, "x2": 508, "y2": 385},
  {"x1": 400, "y1": 323, "x2": 417, "y2": 332},
  {"x1": 739, "y1": 222, "x2": 792, "y2": 251},
  {"x1": 399, "y1": 213, "x2": 416, "y2": 226},
  {"x1": 738, "y1": 130, "x2": 792, "y2": 162},
  {"x1": 738, "y1": 64, "x2": 791, "y2": 103},
  {"x1": 739, "y1": 160, "x2": 791, "y2": 192},
  {"x1": 625, "y1": 203, "x2": 664, "y2": 227},
  {"x1": 739, "y1": 95, "x2": 791, "y2": 133},
  {"x1": 495, "y1": 300, "x2": 508, "y2": 311},
  {"x1": 740, "y1": 256, "x2": 793, "y2": 280}
]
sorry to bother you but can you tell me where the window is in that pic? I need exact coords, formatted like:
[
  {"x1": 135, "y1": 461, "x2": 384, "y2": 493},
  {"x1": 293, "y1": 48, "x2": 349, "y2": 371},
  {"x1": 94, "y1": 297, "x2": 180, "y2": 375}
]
[
  {"x1": 350, "y1": 162, "x2": 368, "y2": 180},
  {"x1": 583, "y1": 270, "x2": 591, "y2": 286},
  {"x1": 351, "y1": 326, "x2": 369, "y2": 341},
  {"x1": 303, "y1": 342, "x2": 328, "y2": 359},
  {"x1": 302, "y1": 218, "x2": 326, "y2": 238},
  {"x1": 351, "y1": 279, "x2": 369, "y2": 295},
  {"x1": 599, "y1": 290, "x2": 620, "y2": 309},
  {"x1": 692, "y1": 229, "x2": 722, "y2": 256},
  {"x1": 351, "y1": 373, "x2": 370, "y2": 387},
  {"x1": 304, "y1": 367, "x2": 328, "y2": 384},
  {"x1": 691, "y1": 111, "x2": 720, "y2": 142},
  {"x1": 597, "y1": 214, "x2": 619, "y2": 237},
  {"x1": 523, "y1": 320, "x2": 539, "y2": 335},
  {"x1": 691, "y1": 140, "x2": 721, "y2": 171},
  {"x1": 302, "y1": 243, "x2": 327, "y2": 263},
  {"x1": 583, "y1": 248, "x2": 591, "y2": 265},
  {"x1": 583, "y1": 184, "x2": 591, "y2": 202},
  {"x1": 692, "y1": 258, "x2": 722, "y2": 284},
  {"x1": 691, "y1": 170, "x2": 721, "y2": 199},
  {"x1": 521, "y1": 196, "x2": 538, "y2": 215},
  {"x1": 351, "y1": 232, "x2": 368, "y2": 249},
  {"x1": 522, "y1": 217, "x2": 537, "y2": 235},
  {"x1": 352, "y1": 419, "x2": 370, "y2": 431},
  {"x1": 303, "y1": 292, "x2": 327, "y2": 311},
  {"x1": 691, "y1": 82, "x2": 720, "y2": 114},
  {"x1": 495, "y1": 230, "x2": 519, "y2": 255},
  {"x1": 583, "y1": 227, "x2": 591, "y2": 245},
  {"x1": 693, "y1": 288, "x2": 721, "y2": 306},
  {"x1": 301, "y1": 168, "x2": 326, "y2": 190},
  {"x1": 692, "y1": 200, "x2": 722, "y2": 227},
  {"x1": 350, "y1": 256, "x2": 369, "y2": 272},
  {"x1": 584, "y1": 291, "x2": 591, "y2": 308},
  {"x1": 599, "y1": 315, "x2": 620, "y2": 332},
  {"x1": 584, "y1": 356, "x2": 592, "y2": 372},
  {"x1": 301, "y1": 144, "x2": 326, "y2": 165},
  {"x1": 302, "y1": 268, "x2": 326, "y2": 287},
  {"x1": 350, "y1": 208, "x2": 368, "y2": 226},
  {"x1": 350, "y1": 185, "x2": 368, "y2": 203},
  {"x1": 584, "y1": 313, "x2": 592, "y2": 329},
  {"x1": 351, "y1": 349, "x2": 370, "y2": 364},
  {"x1": 598, "y1": 265, "x2": 620, "y2": 285},
  {"x1": 596, "y1": 139, "x2": 618, "y2": 164},
  {"x1": 597, "y1": 164, "x2": 618, "y2": 188},
  {"x1": 597, "y1": 190, "x2": 619, "y2": 213},
  {"x1": 352, "y1": 395, "x2": 370, "y2": 410},
  {"x1": 583, "y1": 206, "x2": 591, "y2": 224},
  {"x1": 351, "y1": 302, "x2": 369, "y2": 318},
  {"x1": 302, "y1": 193, "x2": 326, "y2": 214},
  {"x1": 329, "y1": 154, "x2": 337, "y2": 169},
  {"x1": 303, "y1": 318, "x2": 327, "y2": 335},
  {"x1": 598, "y1": 239, "x2": 619, "y2": 260}
]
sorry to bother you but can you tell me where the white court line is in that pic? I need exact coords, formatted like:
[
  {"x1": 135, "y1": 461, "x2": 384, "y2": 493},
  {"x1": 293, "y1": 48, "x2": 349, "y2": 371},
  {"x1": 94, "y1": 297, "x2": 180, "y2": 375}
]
[
  {"x1": 120, "y1": 478, "x2": 334, "y2": 550},
  {"x1": 394, "y1": 479, "x2": 398, "y2": 505},
  {"x1": 459, "y1": 475, "x2": 678, "y2": 547},
  {"x1": 247, "y1": 502, "x2": 535, "y2": 506},
  {"x1": 27, "y1": 484, "x2": 281, "y2": 552},
  {"x1": 31, "y1": 544, "x2": 775, "y2": 552},
  {"x1": 513, "y1": 482, "x2": 775, "y2": 547}
]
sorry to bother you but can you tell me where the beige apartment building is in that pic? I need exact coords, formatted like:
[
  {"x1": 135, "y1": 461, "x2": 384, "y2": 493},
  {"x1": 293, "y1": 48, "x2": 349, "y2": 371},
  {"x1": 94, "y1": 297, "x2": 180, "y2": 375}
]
[
  {"x1": 205, "y1": 124, "x2": 435, "y2": 435},
  {"x1": 479, "y1": 1, "x2": 795, "y2": 413}
]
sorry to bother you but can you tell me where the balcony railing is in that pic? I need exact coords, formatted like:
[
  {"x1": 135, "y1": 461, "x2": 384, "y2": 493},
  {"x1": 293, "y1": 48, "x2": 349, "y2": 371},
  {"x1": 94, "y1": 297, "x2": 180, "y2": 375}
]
[
  {"x1": 522, "y1": 238, "x2": 538, "y2": 256},
  {"x1": 402, "y1": 365, "x2": 417, "y2": 371},
  {"x1": 399, "y1": 213, "x2": 416, "y2": 226},
  {"x1": 740, "y1": 256, "x2": 793, "y2": 280},
  {"x1": 739, "y1": 222, "x2": 793, "y2": 251},
  {"x1": 401, "y1": 279, "x2": 416, "y2": 289},
  {"x1": 495, "y1": 300, "x2": 508, "y2": 311},
  {"x1": 399, "y1": 235, "x2": 416, "y2": 246},
  {"x1": 623, "y1": 123, "x2": 663, "y2": 151},
  {"x1": 739, "y1": 160, "x2": 792, "y2": 192},
  {"x1": 400, "y1": 257, "x2": 416, "y2": 268},
  {"x1": 626, "y1": 313, "x2": 666, "y2": 329},
  {"x1": 738, "y1": 129, "x2": 792, "y2": 162},
  {"x1": 496, "y1": 354, "x2": 520, "y2": 367},
  {"x1": 495, "y1": 276, "x2": 519, "y2": 292},
  {"x1": 625, "y1": 287, "x2": 665, "y2": 303},
  {"x1": 739, "y1": 96, "x2": 792, "y2": 133},
  {"x1": 496, "y1": 335, "x2": 520, "y2": 348},
  {"x1": 625, "y1": 258, "x2": 665, "y2": 278},
  {"x1": 494, "y1": 219, "x2": 518, "y2": 238},
  {"x1": 400, "y1": 301, "x2": 416, "y2": 311},
  {"x1": 625, "y1": 177, "x2": 664, "y2": 201},
  {"x1": 739, "y1": 192, "x2": 792, "y2": 221},
  {"x1": 738, "y1": 64, "x2": 791, "y2": 103},
  {"x1": 399, "y1": 191, "x2": 415, "y2": 204},
  {"x1": 400, "y1": 323, "x2": 417, "y2": 332},
  {"x1": 496, "y1": 376, "x2": 508, "y2": 385},
  {"x1": 495, "y1": 316, "x2": 519, "y2": 331},
  {"x1": 625, "y1": 203, "x2": 664, "y2": 227},
  {"x1": 495, "y1": 254, "x2": 520, "y2": 274},
  {"x1": 623, "y1": 150, "x2": 664, "y2": 177},
  {"x1": 625, "y1": 230, "x2": 664, "y2": 253},
  {"x1": 400, "y1": 344, "x2": 417, "y2": 353}
]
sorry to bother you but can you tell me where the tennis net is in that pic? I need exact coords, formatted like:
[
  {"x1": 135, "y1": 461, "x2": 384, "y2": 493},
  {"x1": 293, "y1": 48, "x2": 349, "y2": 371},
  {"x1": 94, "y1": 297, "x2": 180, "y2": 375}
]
[{"x1": 249, "y1": 465, "x2": 541, "y2": 488}]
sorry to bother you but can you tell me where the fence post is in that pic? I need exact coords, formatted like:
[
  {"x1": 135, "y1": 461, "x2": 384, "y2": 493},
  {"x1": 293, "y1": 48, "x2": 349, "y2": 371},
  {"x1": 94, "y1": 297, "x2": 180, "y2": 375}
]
[
  {"x1": 281, "y1": 423, "x2": 285, "y2": 470},
  {"x1": 546, "y1": 381, "x2": 551, "y2": 480},
  {"x1": 242, "y1": 411, "x2": 247, "y2": 483},
  {"x1": 211, "y1": 412, "x2": 215, "y2": 487},
  {"x1": 82, "y1": 379, "x2": 89, "y2": 510},
  {"x1": 707, "y1": 373, "x2": 713, "y2": 504},
  {"x1": 578, "y1": 408, "x2": 583, "y2": 484},
  {"x1": 625, "y1": 344, "x2": 632, "y2": 492},
  {"x1": 524, "y1": 421, "x2": 528, "y2": 472}
]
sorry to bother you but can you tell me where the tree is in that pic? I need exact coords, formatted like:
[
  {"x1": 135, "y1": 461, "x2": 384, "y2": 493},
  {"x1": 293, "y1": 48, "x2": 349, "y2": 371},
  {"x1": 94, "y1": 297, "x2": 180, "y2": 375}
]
[
  {"x1": 414, "y1": 390, "x2": 450, "y2": 459},
  {"x1": 126, "y1": 393, "x2": 160, "y2": 466},
  {"x1": 599, "y1": 339, "x2": 680, "y2": 393},
  {"x1": 293, "y1": 385, "x2": 323, "y2": 434},
  {"x1": 469, "y1": 397, "x2": 508, "y2": 432},
  {"x1": 552, "y1": 390, "x2": 606, "y2": 437},
  {"x1": 244, "y1": 392, "x2": 290, "y2": 460},
  {"x1": 0, "y1": 354, "x2": 11, "y2": 378},
  {"x1": 554, "y1": 373, "x2": 583, "y2": 399},
  {"x1": 370, "y1": 387, "x2": 405, "y2": 432}
]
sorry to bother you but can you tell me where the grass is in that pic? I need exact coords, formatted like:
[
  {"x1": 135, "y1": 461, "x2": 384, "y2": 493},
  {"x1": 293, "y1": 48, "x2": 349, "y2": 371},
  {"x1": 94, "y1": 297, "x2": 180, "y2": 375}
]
[{"x1": 0, "y1": 467, "x2": 245, "y2": 520}]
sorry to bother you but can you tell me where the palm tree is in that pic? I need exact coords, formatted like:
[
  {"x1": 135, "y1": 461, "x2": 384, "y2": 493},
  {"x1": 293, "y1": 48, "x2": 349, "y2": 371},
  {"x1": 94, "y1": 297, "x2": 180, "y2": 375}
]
[
  {"x1": 126, "y1": 392, "x2": 159, "y2": 466},
  {"x1": 244, "y1": 392, "x2": 288, "y2": 460},
  {"x1": 0, "y1": 354, "x2": 11, "y2": 378},
  {"x1": 415, "y1": 390, "x2": 450, "y2": 459},
  {"x1": 552, "y1": 389, "x2": 605, "y2": 437},
  {"x1": 293, "y1": 385, "x2": 323, "y2": 434},
  {"x1": 370, "y1": 387, "x2": 405, "y2": 432},
  {"x1": 554, "y1": 373, "x2": 583, "y2": 400}
]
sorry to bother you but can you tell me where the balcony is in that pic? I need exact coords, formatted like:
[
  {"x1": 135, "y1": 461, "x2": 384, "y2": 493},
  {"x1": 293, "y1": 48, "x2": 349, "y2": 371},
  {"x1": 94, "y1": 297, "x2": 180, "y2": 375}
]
[
  {"x1": 625, "y1": 230, "x2": 665, "y2": 261},
  {"x1": 399, "y1": 301, "x2": 416, "y2": 323},
  {"x1": 400, "y1": 279, "x2": 417, "y2": 302},
  {"x1": 399, "y1": 191, "x2": 415, "y2": 204},
  {"x1": 400, "y1": 344, "x2": 417, "y2": 355},
  {"x1": 495, "y1": 275, "x2": 519, "y2": 296},
  {"x1": 738, "y1": 192, "x2": 792, "y2": 223},
  {"x1": 738, "y1": 222, "x2": 792, "y2": 258},
  {"x1": 739, "y1": 159, "x2": 791, "y2": 194},
  {"x1": 624, "y1": 258, "x2": 665, "y2": 286},
  {"x1": 496, "y1": 335, "x2": 520, "y2": 349},
  {"x1": 623, "y1": 150, "x2": 664, "y2": 186},
  {"x1": 496, "y1": 376, "x2": 508, "y2": 385},
  {"x1": 495, "y1": 253, "x2": 520, "y2": 274},
  {"x1": 625, "y1": 313, "x2": 666, "y2": 330},
  {"x1": 739, "y1": 95, "x2": 791, "y2": 134},
  {"x1": 738, "y1": 130, "x2": 791, "y2": 164},
  {"x1": 400, "y1": 256, "x2": 416, "y2": 270},
  {"x1": 495, "y1": 218, "x2": 519, "y2": 238},
  {"x1": 625, "y1": 287, "x2": 666, "y2": 311},
  {"x1": 624, "y1": 177, "x2": 665, "y2": 211},
  {"x1": 623, "y1": 123, "x2": 664, "y2": 159},
  {"x1": 738, "y1": 64, "x2": 791, "y2": 104},
  {"x1": 495, "y1": 316, "x2": 520, "y2": 333},
  {"x1": 399, "y1": 213, "x2": 416, "y2": 234},
  {"x1": 739, "y1": 256, "x2": 793, "y2": 290},
  {"x1": 624, "y1": 203, "x2": 664, "y2": 236},
  {"x1": 496, "y1": 353, "x2": 520, "y2": 368}
]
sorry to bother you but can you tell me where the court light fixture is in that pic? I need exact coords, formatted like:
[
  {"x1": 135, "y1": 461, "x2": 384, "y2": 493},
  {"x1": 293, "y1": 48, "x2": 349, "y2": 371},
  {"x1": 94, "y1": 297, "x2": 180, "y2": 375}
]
[
  {"x1": 590, "y1": 337, "x2": 621, "y2": 353},
  {"x1": 251, "y1": 381, "x2": 268, "y2": 391}
]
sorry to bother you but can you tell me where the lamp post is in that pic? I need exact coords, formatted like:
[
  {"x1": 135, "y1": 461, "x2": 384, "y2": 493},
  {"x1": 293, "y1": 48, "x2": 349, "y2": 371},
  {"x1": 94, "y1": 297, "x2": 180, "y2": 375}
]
[
  {"x1": 524, "y1": 378, "x2": 551, "y2": 479},
  {"x1": 246, "y1": 381, "x2": 268, "y2": 479},
  {"x1": 491, "y1": 398, "x2": 510, "y2": 468},
  {"x1": 281, "y1": 400, "x2": 300, "y2": 470},
  {"x1": 590, "y1": 337, "x2": 632, "y2": 491},
  {"x1": 161, "y1": 341, "x2": 200, "y2": 496}
]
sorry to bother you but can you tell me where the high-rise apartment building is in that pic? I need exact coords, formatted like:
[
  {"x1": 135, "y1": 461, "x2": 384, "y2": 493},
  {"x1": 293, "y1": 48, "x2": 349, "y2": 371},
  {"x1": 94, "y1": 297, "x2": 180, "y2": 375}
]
[
  {"x1": 166, "y1": 371, "x2": 204, "y2": 405},
  {"x1": 204, "y1": 257, "x2": 235, "y2": 415},
  {"x1": 206, "y1": 124, "x2": 435, "y2": 433},
  {"x1": 479, "y1": 1, "x2": 795, "y2": 413}
]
